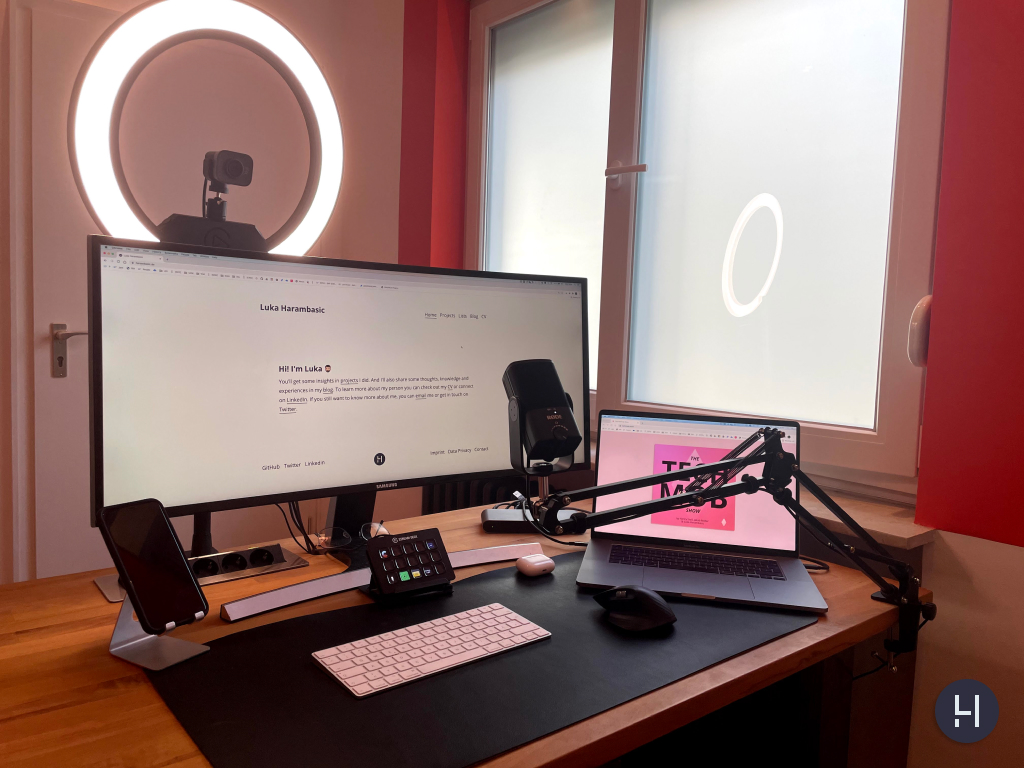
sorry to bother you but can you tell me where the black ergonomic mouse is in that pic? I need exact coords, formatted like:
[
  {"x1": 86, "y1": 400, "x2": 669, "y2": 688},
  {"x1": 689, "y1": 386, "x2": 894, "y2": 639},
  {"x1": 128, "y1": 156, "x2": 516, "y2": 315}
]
[{"x1": 594, "y1": 585, "x2": 677, "y2": 632}]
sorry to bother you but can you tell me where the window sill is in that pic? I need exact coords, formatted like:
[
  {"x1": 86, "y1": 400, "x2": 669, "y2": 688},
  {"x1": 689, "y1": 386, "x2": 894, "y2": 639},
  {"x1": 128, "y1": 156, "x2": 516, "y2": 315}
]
[{"x1": 801, "y1": 491, "x2": 936, "y2": 551}]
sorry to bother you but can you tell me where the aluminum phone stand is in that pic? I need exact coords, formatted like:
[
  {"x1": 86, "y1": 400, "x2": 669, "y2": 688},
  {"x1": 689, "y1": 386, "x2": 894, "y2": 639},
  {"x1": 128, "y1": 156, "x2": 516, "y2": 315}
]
[{"x1": 109, "y1": 596, "x2": 209, "y2": 670}]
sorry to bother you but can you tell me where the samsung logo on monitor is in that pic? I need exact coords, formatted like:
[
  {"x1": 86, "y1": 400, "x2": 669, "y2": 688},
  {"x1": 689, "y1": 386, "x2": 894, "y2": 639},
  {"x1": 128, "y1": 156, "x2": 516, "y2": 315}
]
[{"x1": 376, "y1": 482, "x2": 398, "y2": 489}]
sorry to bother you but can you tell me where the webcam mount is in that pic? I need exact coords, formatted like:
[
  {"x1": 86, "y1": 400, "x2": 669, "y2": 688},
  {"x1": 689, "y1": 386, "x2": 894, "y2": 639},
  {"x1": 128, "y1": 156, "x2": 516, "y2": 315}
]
[{"x1": 155, "y1": 149, "x2": 267, "y2": 252}]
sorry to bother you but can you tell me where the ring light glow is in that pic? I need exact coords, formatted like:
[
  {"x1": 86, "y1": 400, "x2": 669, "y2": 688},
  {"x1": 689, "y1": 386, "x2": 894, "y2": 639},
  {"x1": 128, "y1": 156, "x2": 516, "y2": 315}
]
[
  {"x1": 71, "y1": 0, "x2": 342, "y2": 255},
  {"x1": 721, "y1": 193, "x2": 783, "y2": 318}
]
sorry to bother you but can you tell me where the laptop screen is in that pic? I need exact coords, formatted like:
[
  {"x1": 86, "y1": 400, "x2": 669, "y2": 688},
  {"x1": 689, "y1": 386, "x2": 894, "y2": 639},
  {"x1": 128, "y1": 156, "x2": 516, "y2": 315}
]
[{"x1": 594, "y1": 412, "x2": 799, "y2": 554}]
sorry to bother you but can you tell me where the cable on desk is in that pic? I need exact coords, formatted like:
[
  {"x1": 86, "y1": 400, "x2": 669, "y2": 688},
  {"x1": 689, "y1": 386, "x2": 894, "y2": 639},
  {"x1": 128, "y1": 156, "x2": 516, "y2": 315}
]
[
  {"x1": 779, "y1": 506, "x2": 849, "y2": 571},
  {"x1": 800, "y1": 556, "x2": 830, "y2": 573}
]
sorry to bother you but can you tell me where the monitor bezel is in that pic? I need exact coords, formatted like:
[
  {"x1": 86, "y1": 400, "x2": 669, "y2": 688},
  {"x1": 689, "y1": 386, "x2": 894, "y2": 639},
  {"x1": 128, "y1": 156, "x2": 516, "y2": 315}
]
[
  {"x1": 88, "y1": 235, "x2": 590, "y2": 523},
  {"x1": 591, "y1": 409, "x2": 800, "y2": 558}
]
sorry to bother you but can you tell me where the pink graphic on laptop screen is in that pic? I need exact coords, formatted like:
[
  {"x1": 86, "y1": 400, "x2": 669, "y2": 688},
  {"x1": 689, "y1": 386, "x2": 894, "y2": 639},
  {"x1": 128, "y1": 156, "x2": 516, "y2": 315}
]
[{"x1": 651, "y1": 445, "x2": 736, "y2": 531}]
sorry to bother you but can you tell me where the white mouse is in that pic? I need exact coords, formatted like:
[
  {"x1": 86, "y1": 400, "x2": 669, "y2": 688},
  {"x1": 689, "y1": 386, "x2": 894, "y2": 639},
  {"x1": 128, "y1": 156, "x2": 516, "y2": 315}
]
[{"x1": 516, "y1": 553, "x2": 555, "y2": 577}]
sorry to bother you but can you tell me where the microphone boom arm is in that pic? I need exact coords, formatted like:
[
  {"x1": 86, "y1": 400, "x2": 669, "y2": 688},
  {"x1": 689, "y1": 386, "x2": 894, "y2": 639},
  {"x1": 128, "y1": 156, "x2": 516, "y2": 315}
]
[{"x1": 530, "y1": 428, "x2": 935, "y2": 655}]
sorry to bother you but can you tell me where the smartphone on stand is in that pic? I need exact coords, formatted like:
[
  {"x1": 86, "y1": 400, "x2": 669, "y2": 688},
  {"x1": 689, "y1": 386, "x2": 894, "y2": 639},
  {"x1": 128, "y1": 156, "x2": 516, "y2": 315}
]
[{"x1": 97, "y1": 498, "x2": 208, "y2": 635}]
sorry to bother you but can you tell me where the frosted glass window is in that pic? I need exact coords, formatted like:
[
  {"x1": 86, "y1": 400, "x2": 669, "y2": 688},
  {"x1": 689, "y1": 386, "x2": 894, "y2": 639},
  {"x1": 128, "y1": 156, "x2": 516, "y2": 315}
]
[
  {"x1": 628, "y1": 0, "x2": 904, "y2": 428},
  {"x1": 486, "y1": 0, "x2": 614, "y2": 387}
]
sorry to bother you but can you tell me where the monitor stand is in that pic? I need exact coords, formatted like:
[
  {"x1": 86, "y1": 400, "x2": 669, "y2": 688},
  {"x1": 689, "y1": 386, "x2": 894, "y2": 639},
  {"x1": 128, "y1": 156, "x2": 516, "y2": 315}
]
[
  {"x1": 325, "y1": 489, "x2": 377, "y2": 570},
  {"x1": 188, "y1": 511, "x2": 217, "y2": 557}
]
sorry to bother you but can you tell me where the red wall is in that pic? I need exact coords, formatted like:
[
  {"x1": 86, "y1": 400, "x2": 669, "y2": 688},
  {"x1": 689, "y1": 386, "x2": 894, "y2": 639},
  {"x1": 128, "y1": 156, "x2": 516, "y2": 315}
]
[
  {"x1": 398, "y1": 0, "x2": 469, "y2": 270},
  {"x1": 916, "y1": 0, "x2": 1024, "y2": 546}
]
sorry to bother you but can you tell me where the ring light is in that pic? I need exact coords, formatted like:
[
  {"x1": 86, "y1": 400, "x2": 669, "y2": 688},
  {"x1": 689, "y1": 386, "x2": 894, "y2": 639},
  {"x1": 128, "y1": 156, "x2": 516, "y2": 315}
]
[
  {"x1": 69, "y1": 0, "x2": 343, "y2": 255},
  {"x1": 721, "y1": 193, "x2": 783, "y2": 318}
]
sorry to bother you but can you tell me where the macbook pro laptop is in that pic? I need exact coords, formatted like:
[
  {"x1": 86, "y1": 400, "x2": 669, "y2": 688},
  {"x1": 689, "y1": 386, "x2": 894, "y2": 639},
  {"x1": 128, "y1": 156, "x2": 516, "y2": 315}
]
[{"x1": 576, "y1": 410, "x2": 827, "y2": 613}]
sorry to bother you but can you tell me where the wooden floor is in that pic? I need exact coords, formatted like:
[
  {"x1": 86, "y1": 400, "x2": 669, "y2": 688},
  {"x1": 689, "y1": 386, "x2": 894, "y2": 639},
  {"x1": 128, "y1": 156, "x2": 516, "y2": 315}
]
[{"x1": 0, "y1": 506, "x2": 926, "y2": 767}]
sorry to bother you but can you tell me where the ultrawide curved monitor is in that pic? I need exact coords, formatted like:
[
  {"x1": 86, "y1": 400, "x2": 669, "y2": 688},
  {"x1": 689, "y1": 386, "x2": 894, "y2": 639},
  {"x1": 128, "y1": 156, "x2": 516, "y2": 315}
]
[{"x1": 88, "y1": 236, "x2": 589, "y2": 520}]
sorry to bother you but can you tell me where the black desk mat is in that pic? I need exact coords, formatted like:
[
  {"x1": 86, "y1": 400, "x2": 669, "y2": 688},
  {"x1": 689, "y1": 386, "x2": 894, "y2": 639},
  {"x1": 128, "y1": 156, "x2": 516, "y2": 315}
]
[{"x1": 147, "y1": 553, "x2": 817, "y2": 768}]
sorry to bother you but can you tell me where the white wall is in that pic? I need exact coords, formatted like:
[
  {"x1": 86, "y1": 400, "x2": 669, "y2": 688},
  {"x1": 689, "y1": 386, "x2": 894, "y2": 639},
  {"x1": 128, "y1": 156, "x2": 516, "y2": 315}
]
[{"x1": 908, "y1": 533, "x2": 1024, "y2": 765}]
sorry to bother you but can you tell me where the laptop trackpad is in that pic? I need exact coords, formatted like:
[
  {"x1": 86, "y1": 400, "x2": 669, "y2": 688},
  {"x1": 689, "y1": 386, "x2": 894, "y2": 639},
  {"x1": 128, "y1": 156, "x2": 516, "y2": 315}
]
[{"x1": 642, "y1": 569, "x2": 755, "y2": 601}]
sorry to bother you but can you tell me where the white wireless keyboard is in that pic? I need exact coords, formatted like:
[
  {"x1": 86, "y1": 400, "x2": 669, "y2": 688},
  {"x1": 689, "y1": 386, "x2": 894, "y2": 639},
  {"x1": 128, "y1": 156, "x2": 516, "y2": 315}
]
[{"x1": 313, "y1": 603, "x2": 551, "y2": 697}]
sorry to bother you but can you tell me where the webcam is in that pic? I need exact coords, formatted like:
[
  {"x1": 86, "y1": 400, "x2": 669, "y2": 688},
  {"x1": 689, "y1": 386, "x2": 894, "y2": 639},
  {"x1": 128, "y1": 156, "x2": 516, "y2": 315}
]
[
  {"x1": 203, "y1": 150, "x2": 253, "y2": 192},
  {"x1": 201, "y1": 150, "x2": 253, "y2": 226}
]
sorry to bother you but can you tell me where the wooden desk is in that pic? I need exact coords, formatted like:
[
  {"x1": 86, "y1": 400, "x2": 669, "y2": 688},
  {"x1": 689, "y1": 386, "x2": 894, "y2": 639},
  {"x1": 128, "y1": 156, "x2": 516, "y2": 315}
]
[{"x1": 0, "y1": 506, "x2": 926, "y2": 767}]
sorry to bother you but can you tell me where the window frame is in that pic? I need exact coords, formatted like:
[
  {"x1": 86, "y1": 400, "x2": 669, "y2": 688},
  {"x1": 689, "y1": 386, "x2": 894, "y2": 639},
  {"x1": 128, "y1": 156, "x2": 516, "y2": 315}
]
[
  {"x1": 467, "y1": 0, "x2": 949, "y2": 482},
  {"x1": 467, "y1": 0, "x2": 608, "y2": 430},
  {"x1": 466, "y1": 0, "x2": 559, "y2": 272}
]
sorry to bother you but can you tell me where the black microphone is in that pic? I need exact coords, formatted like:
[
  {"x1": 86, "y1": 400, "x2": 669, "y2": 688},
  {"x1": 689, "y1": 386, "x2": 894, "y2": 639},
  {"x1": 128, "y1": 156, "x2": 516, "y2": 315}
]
[{"x1": 502, "y1": 359, "x2": 581, "y2": 473}]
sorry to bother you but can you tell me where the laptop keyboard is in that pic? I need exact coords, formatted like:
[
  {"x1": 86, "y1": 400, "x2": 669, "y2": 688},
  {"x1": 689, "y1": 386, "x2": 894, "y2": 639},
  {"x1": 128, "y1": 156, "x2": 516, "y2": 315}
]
[{"x1": 609, "y1": 544, "x2": 786, "y2": 580}]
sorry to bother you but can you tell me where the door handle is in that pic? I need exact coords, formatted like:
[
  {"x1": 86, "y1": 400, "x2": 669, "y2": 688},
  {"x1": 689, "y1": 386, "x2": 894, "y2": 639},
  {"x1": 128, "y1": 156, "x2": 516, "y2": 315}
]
[
  {"x1": 605, "y1": 162, "x2": 647, "y2": 190},
  {"x1": 907, "y1": 295, "x2": 931, "y2": 368},
  {"x1": 51, "y1": 323, "x2": 88, "y2": 378}
]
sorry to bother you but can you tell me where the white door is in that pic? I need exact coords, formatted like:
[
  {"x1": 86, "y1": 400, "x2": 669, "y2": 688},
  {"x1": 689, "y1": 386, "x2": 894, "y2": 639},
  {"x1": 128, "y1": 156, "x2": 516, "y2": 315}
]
[{"x1": 13, "y1": 0, "x2": 120, "y2": 578}]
